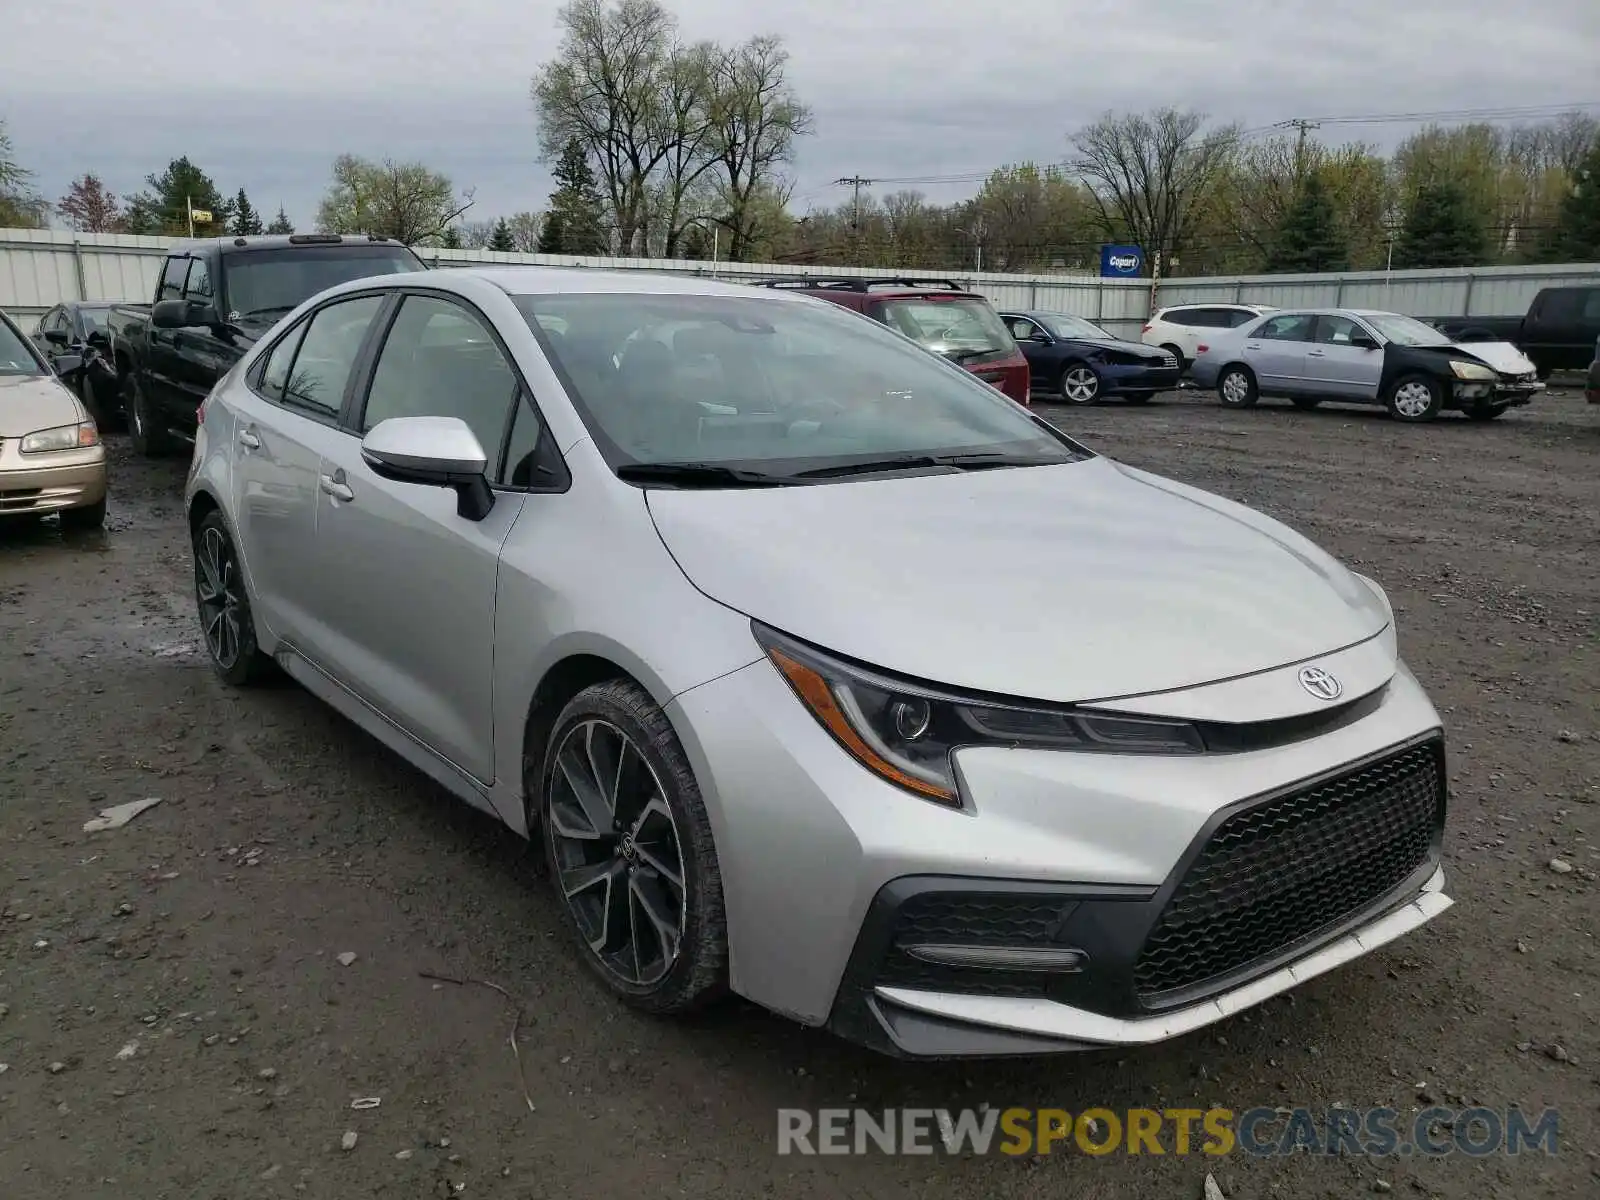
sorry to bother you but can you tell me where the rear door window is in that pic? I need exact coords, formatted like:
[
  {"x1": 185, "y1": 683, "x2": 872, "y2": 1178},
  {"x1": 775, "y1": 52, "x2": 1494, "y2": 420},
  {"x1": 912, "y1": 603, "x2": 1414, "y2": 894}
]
[
  {"x1": 1258, "y1": 314, "x2": 1316, "y2": 342},
  {"x1": 279, "y1": 296, "x2": 385, "y2": 420}
]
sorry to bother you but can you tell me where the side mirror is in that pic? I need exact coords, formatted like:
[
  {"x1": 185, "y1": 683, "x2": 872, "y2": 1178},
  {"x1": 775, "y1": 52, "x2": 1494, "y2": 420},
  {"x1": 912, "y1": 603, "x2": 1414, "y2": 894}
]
[
  {"x1": 1349, "y1": 332, "x2": 1378, "y2": 350},
  {"x1": 151, "y1": 299, "x2": 190, "y2": 329},
  {"x1": 86, "y1": 330, "x2": 110, "y2": 350},
  {"x1": 42, "y1": 328, "x2": 70, "y2": 347},
  {"x1": 360, "y1": 416, "x2": 495, "y2": 521},
  {"x1": 1029, "y1": 331, "x2": 1053, "y2": 343},
  {"x1": 53, "y1": 353, "x2": 85, "y2": 377}
]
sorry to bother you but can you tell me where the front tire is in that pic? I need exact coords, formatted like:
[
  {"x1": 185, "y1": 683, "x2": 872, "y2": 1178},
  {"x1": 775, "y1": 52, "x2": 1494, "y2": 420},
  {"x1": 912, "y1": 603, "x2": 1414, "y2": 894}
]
[
  {"x1": 539, "y1": 679, "x2": 727, "y2": 1014},
  {"x1": 1059, "y1": 363, "x2": 1102, "y2": 405},
  {"x1": 1385, "y1": 374, "x2": 1443, "y2": 422},
  {"x1": 193, "y1": 510, "x2": 271, "y2": 686},
  {"x1": 127, "y1": 377, "x2": 178, "y2": 458},
  {"x1": 59, "y1": 495, "x2": 106, "y2": 531},
  {"x1": 1217, "y1": 365, "x2": 1259, "y2": 407}
]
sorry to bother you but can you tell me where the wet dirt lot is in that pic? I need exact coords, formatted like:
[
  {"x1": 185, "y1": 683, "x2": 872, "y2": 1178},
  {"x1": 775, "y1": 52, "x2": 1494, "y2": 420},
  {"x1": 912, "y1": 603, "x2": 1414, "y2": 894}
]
[{"x1": 1, "y1": 387, "x2": 1596, "y2": 1200}]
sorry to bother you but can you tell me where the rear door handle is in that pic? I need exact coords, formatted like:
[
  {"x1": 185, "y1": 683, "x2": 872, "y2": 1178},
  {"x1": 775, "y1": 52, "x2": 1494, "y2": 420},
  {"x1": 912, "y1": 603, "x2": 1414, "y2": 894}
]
[
  {"x1": 1307, "y1": 350, "x2": 1326, "y2": 357},
  {"x1": 1245, "y1": 343, "x2": 1262, "y2": 350},
  {"x1": 237, "y1": 429, "x2": 260, "y2": 450},
  {"x1": 318, "y1": 473, "x2": 354, "y2": 502}
]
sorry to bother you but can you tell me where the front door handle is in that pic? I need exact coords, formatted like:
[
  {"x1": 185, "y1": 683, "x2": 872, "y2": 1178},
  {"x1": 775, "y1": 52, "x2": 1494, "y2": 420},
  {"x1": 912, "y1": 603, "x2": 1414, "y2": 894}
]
[
  {"x1": 1245, "y1": 342, "x2": 1262, "y2": 350},
  {"x1": 237, "y1": 428, "x2": 260, "y2": 450},
  {"x1": 319, "y1": 473, "x2": 354, "y2": 502}
]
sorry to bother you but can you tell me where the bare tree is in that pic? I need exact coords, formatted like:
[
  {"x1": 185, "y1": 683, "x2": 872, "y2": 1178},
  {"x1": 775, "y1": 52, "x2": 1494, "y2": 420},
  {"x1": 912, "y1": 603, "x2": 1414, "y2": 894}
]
[
  {"x1": 707, "y1": 35, "x2": 813, "y2": 261},
  {"x1": 531, "y1": 0, "x2": 676, "y2": 254},
  {"x1": 57, "y1": 173, "x2": 124, "y2": 232},
  {"x1": 1071, "y1": 108, "x2": 1239, "y2": 274},
  {"x1": 505, "y1": 211, "x2": 544, "y2": 252},
  {"x1": 315, "y1": 154, "x2": 474, "y2": 245},
  {"x1": 649, "y1": 40, "x2": 722, "y2": 257}
]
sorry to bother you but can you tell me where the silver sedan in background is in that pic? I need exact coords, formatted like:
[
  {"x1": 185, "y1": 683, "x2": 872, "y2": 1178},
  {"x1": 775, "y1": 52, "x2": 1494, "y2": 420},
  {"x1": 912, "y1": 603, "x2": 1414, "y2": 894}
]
[
  {"x1": 185, "y1": 269, "x2": 1451, "y2": 1057},
  {"x1": 1190, "y1": 307, "x2": 1542, "y2": 421}
]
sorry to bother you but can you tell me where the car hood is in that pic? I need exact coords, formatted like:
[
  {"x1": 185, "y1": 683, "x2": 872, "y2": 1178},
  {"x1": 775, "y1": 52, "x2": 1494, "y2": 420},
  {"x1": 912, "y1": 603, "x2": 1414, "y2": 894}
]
[
  {"x1": 1447, "y1": 340, "x2": 1537, "y2": 376},
  {"x1": 0, "y1": 373, "x2": 84, "y2": 437},
  {"x1": 646, "y1": 457, "x2": 1390, "y2": 705},
  {"x1": 1081, "y1": 336, "x2": 1170, "y2": 359}
]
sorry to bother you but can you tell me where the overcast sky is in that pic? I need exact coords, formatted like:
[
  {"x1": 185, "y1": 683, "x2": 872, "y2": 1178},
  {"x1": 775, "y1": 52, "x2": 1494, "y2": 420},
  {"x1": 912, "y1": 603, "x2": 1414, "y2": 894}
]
[{"x1": 5, "y1": 0, "x2": 1597, "y2": 229}]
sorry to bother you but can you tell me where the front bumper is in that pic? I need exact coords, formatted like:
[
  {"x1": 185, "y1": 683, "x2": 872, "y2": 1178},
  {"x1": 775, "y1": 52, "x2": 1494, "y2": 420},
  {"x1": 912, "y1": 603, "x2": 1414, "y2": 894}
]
[
  {"x1": 667, "y1": 651, "x2": 1449, "y2": 1055},
  {"x1": 1452, "y1": 377, "x2": 1543, "y2": 408},
  {"x1": 0, "y1": 445, "x2": 107, "y2": 515},
  {"x1": 1102, "y1": 360, "x2": 1182, "y2": 394}
]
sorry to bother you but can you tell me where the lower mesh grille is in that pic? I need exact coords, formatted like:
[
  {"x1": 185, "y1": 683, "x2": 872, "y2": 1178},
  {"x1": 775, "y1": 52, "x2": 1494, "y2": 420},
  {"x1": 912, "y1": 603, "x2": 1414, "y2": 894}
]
[
  {"x1": 876, "y1": 892, "x2": 1073, "y2": 998},
  {"x1": 1133, "y1": 739, "x2": 1444, "y2": 1004}
]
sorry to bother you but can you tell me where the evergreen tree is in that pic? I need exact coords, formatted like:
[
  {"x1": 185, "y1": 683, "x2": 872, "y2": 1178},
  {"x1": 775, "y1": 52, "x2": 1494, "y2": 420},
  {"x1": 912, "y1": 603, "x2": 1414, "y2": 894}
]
[
  {"x1": 1392, "y1": 179, "x2": 1486, "y2": 269},
  {"x1": 439, "y1": 226, "x2": 462, "y2": 249},
  {"x1": 1264, "y1": 174, "x2": 1349, "y2": 273},
  {"x1": 536, "y1": 210, "x2": 566, "y2": 254},
  {"x1": 488, "y1": 217, "x2": 516, "y2": 252},
  {"x1": 265, "y1": 206, "x2": 294, "y2": 234},
  {"x1": 1543, "y1": 140, "x2": 1600, "y2": 262},
  {"x1": 538, "y1": 139, "x2": 606, "y2": 254},
  {"x1": 122, "y1": 157, "x2": 232, "y2": 235},
  {"x1": 230, "y1": 188, "x2": 264, "y2": 236}
]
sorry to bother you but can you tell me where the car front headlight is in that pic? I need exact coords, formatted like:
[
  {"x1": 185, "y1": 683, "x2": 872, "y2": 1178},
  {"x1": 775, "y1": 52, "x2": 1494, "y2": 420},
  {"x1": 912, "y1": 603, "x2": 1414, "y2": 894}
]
[
  {"x1": 753, "y1": 623, "x2": 1203, "y2": 806},
  {"x1": 19, "y1": 421, "x2": 100, "y2": 454},
  {"x1": 1449, "y1": 360, "x2": 1496, "y2": 381}
]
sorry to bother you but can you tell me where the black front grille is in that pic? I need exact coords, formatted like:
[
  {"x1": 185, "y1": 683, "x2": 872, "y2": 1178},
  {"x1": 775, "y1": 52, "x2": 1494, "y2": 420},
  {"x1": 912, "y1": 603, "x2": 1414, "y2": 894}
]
[
  {"x1": 875, "y1": 892, "x2": 1074, "y2": 998},
  {"x1": 1133, "y1": 739, "x2": 1445, "y2": 1005}
]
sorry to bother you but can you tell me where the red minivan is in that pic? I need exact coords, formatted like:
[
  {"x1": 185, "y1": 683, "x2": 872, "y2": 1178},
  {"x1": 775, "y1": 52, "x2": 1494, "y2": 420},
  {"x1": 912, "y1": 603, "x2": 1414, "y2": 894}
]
[{"x1": 753, "y1": 277, "x2": 1032, "y2": 405}]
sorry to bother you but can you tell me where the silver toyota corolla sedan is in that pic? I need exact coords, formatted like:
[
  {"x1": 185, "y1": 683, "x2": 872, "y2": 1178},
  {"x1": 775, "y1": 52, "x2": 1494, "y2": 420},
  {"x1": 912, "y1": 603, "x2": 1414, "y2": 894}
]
[{"x1": 185, "y1": 268, "x2": 1452, "y2": 1058}]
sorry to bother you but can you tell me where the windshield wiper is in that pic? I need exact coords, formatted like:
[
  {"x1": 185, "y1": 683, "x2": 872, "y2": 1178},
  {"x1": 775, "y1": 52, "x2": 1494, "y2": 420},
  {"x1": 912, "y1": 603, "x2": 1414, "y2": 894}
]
[
  {"x1": 616, "y1": 462, "x2": 795, "y2": 488},
  {"x1": 241, "y1": 305, "x2": 297, "y2": 319},
  {"x1": 793, "y1": 451, "x2": 1059, "y2": 480},
  {"x1": 942, "y1": 348, "x2": 994, "y2": 363}
]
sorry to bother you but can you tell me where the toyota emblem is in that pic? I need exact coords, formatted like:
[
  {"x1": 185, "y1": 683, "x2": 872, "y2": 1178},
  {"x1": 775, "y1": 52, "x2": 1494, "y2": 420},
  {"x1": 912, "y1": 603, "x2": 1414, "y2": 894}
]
[{"x1": 1298, "y1": 666, "x2": 1343, "y2": 701}]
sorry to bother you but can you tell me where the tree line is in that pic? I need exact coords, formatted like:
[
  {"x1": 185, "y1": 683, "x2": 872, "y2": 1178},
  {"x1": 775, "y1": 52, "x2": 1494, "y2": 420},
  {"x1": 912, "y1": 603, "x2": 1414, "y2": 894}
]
[{"x1": 4, "y1": 0, "x2": 1598, "y2": 278}]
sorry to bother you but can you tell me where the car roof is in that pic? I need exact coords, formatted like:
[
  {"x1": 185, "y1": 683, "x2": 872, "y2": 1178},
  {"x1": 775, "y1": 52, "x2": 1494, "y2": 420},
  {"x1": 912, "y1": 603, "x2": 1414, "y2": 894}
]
[
  {"x1": 165, "y1": 234, "x2": 415, "y2": 256},
  {"x1": 472, "y1": 267, "x2": 810, "y2": 300},
  {"x1": 1162, "y1": 302, "x2": 1264, "y2": 310}
]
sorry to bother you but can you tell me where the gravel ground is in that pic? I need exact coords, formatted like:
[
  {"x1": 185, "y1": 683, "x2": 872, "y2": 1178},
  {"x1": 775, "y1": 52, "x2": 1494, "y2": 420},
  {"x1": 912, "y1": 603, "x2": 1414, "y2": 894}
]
[{"x1": 1, "y1": 386, "x2": 1596, "y2": 1200}]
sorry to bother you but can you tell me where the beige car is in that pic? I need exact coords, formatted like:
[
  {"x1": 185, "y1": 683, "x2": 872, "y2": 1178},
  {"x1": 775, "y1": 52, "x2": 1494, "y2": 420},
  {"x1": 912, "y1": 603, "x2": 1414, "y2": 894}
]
[{"x1": 1, "y1": 309, "x2": 107, "y2": 529}]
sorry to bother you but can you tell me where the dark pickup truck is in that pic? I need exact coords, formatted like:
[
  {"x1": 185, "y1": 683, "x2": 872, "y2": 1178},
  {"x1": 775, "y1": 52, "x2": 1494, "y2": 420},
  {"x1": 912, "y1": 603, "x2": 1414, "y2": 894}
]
[
  {"x1": 108, "y1": 233, "x2": 426, "y2": 455},
  {"x1": 1429, "y1": 283, "x2": 1600, "y2": 378}
]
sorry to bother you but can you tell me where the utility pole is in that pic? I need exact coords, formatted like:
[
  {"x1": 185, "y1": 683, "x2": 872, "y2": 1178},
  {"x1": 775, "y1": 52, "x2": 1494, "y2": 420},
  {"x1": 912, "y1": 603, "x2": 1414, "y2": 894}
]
[
  {"x1": 1281, "y1": 118, "x2": 1322, "y2": 183},
  {"x1": 833, "y1": 177, "x2": 875, "y2": 262}
]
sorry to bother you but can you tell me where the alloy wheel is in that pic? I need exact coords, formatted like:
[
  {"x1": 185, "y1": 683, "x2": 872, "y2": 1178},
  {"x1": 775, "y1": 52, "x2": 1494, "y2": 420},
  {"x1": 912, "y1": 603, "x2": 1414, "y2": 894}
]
[
  {"x1": 1221, "y1": 371, "x2": 1250, "y2": 405},
  {"x1": 547, "y1": 719, "x2": 686, "y2": 987},
  {"x1": 195, "y1": 525, "x2": 244, "y2": 669},
  {"x1": 1391, "y1": 381, "x2": 1434, "y2": 419},
  {"x1": 1062, "y1": 366, "x2": 1100, "y2": 403}
]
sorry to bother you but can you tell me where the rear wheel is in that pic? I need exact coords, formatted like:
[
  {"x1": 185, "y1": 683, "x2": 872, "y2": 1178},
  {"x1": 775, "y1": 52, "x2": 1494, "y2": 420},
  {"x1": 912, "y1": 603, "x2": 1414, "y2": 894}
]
[
  {"x1": 1385, "y1": 374, "x2": 1443, "y2": 422},
  {"x1": 1217, "y1": 365, "x2": 1258, "y2": 407},
  {"x1": 1059, "y1": 364, "x2": 1102, "y2": 405},
  {"x1": 127, "y1": 377, "x2": 178, "y2": 458}
]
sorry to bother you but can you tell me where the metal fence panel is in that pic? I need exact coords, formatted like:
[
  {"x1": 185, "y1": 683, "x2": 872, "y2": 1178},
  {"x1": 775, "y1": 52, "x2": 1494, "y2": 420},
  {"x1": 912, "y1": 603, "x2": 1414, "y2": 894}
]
[{"x1": 4, "y1": 227, "x2": 1597, "y2": 331}]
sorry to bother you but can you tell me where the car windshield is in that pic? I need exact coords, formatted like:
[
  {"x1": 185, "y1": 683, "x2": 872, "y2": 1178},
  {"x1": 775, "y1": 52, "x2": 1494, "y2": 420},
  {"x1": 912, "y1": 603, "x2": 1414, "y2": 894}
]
[
  {"x1": 514, "y1": 292, "x2": 1085, "y2": 478},
  {"x1": 1040, "y1": 312, "x2": 1113, "y2": 340},
  {"x1": 0, "y1": 318, "x2": 46, "y2": 376},
  {"x1": 79, "y1": 308, "x2": 110, "y2": 335},
  {"x1": 224, "y1": 247, "x2": 424, "y2": 319},
  {"x1": 1363, "y1": 312, "x2": 1452, "y2": 347},
  {"x1": 871, "y1": 297, "x2": 1016, "y2": 364}
]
